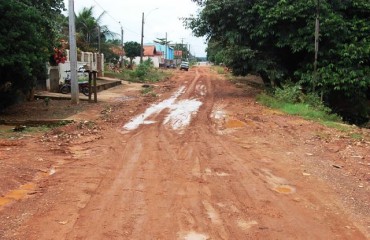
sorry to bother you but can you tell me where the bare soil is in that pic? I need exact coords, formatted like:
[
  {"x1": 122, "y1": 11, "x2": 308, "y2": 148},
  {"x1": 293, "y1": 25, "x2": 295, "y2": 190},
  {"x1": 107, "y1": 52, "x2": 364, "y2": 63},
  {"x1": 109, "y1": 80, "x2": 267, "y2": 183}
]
[{"x1": 0, "y1": 66, "x2": 369, "y2": 239}]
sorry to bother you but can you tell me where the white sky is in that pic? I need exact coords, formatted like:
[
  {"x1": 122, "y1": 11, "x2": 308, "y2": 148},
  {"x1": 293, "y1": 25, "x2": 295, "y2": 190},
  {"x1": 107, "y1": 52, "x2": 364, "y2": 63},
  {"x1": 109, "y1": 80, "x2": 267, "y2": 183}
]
[{"x1": 63, "y1": 0, "x2": 207, "y2": 57}]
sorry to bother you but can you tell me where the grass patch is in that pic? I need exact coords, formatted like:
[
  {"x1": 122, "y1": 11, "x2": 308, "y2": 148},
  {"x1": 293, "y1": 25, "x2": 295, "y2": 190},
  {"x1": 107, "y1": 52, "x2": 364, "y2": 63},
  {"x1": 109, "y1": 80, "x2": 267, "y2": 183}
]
[
  {"x1": 212, "y1": 66, "x2": 226, "y2": 74},
  {"x1": 104, "y1": 60, "x2": 171, "y2": 83},
  {"x1": 140, "y1": 86, "x2": 157, "y2": 97},
  {"x1": 257, "y1": 93, "x2": 342, "y2": 123},
  {"x1": 0, "y1": 120, "x2": 70, "y2": 139},
  {"x1": 0, "y1": 125, "x2": 51, "y2": 139},
  {"x1": 349, "y1": 133, "x2": 363, "y2": 140}
]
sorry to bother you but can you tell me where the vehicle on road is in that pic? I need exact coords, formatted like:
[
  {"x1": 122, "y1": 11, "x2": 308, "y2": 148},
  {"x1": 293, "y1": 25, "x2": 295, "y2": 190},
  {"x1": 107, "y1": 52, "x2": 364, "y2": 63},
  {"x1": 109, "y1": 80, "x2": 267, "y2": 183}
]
[{"x1": 180, "y1": 61, "x2": 189, "y2": 71}]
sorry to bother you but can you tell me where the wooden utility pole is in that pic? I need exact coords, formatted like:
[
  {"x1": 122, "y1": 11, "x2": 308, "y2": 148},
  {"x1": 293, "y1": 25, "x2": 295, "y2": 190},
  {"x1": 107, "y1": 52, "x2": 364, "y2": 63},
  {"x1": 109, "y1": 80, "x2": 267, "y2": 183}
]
[
  {"x1": 121, "y1": 26, "x2": 124, "y2": 66},
  {"x1": 313, "y1": 0, "x2": 320, "y2": 92},
  {"x1": 98, "y1": 26, "x2": 101, "y2": 54},
  {"x1": 140, "y1": 12, "x2": 144, "y2": 63},
  {"x1": 68, "y1": 0, "x2": 79, "y2": 104}
]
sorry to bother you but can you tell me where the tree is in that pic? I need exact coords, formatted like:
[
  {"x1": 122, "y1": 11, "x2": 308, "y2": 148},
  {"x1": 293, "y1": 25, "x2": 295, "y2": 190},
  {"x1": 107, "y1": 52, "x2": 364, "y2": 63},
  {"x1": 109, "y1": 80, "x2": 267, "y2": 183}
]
[
  {"x1": 188, "y1": 0, "x2": 370, "y2": 122},
  {"x1": 154, "y1": 38, "x2": 171, "y2": 46},
  {"x1": 0, "y1": 0, "x2": 64, "y2": 108},
  {"x1": 124, "y1": 41, "x2": 142, "y2": 67},
  {"x1": 75, "y1": 7, "x2": 115, "y2": 52},
  {"x1": 102, "y1": 39, "x2": 122, "y2": 64}
]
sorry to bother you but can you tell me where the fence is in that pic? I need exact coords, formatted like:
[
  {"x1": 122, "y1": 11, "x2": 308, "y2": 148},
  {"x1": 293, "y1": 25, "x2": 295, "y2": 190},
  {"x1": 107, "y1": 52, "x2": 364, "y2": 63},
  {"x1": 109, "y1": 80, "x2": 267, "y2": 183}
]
[{"x1": 46, "y1": 50, "x2": 104, "y2": 92}]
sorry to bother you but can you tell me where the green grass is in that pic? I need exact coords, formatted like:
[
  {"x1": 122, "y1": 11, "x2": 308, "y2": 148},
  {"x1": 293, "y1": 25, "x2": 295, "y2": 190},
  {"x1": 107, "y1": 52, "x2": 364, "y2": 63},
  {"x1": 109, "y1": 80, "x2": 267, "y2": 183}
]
[
  {"x1": 104, "y1": 67, "x2": 171, "y2": 83},
  {"x1": 0, "y1": 125, "x2": 50, "y2": 139},
  {"x1": 140, "y1": 86, "x2": 157, "y2": 97},
  {"x1": 257, "y1": 93, "x2": 342, "y2": 123}
]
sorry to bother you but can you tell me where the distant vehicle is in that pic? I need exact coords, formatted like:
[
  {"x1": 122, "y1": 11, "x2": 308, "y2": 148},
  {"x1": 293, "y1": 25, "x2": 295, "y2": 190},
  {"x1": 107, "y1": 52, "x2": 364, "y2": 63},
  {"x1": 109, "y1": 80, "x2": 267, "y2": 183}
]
[
  {"x1": 166, "y1": 63, "x2": 176, "y2": 69},
  {"x1": 180, "y1": 61, "x2": 189, "y2": 71}
]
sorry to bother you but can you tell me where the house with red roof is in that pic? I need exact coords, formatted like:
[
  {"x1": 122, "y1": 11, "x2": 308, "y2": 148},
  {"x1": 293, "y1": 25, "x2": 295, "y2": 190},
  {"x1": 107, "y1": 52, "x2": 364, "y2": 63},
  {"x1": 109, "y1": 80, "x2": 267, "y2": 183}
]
[{"x1": 132, "y1": 45, "x2": 162, "y2": 68}]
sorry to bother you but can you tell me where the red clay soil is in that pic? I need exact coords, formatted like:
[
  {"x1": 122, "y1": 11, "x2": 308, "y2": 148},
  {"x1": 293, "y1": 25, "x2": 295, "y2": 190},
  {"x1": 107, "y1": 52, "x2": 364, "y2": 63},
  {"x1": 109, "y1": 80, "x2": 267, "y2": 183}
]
[{"x1": 0, "y1": 66, "x2": 369, "y2": 240}]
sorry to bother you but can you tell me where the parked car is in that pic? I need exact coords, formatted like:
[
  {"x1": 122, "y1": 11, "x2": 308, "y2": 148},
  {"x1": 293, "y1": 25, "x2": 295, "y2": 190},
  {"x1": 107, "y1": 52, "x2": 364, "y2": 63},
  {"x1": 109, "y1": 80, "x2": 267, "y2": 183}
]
[
  {"x1": 180, "y1": 61, "x2": 189, "y2": 71},
  {"x1": 166, "y1": 63, "x2": 176, "y2": 69}
]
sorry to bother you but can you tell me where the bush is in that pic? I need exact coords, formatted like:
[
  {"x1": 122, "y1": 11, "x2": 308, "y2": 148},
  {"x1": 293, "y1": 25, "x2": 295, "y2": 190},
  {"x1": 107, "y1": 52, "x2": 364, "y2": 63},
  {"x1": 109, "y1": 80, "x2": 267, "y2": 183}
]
[
  {"x1": 274, "y1": 84, "x2": 302, "y2": 104},
  {"x1": 133, "y1": 59, "x2": 154, "y2": 81},
  {"x1": 257, "y1": 84, "x2": 341, "y2": 123}
]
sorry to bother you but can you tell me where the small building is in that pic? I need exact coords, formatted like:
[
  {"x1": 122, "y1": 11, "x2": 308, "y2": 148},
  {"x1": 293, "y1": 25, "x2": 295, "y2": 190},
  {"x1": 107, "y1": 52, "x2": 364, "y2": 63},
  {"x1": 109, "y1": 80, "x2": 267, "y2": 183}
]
[
  {"x1": 132, "y1": 45, "x2": 162, "y2": 68},
  {"x1": 153, "y1": 43, "x2": 174, "y2": 65}
]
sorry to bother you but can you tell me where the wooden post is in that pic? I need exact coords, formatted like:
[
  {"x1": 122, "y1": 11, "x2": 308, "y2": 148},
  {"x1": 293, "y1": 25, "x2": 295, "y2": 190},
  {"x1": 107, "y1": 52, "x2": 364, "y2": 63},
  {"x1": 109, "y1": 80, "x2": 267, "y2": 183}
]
[
  {"x1": 313, "y1": 0, "x2": 320, "y2": 92},
  {"x1": 88, "y1": 71, "x2": 92, "y2": 102},
  {"x1": 93, "y1": 71, "x2": 97, "y2": 103}
]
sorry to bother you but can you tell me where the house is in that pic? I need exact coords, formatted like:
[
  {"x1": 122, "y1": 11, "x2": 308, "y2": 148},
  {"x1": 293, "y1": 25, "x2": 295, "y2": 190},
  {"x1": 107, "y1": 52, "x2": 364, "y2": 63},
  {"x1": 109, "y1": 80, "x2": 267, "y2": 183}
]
[
  {"x1": 153, "y1": 43, "x2": 174, "y2": 64},
  {"x1": 132, "y1": 45, "x2": 162, "y2": 68}
]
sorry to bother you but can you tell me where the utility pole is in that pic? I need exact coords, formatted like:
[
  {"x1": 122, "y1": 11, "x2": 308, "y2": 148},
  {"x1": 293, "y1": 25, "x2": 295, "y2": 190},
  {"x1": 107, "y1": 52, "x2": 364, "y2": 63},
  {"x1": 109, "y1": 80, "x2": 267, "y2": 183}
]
[
  {"x1": 313, "y1": 0, "x2": 320, "y2": 92},
  {"x1": 97, "y1": 26, "x2": 101, "y2": 54},
  {"x1": 165, "y1": 32, "x2": 168, "y2": 66},
  {"x1": 68, "y1": 0, "x2": 79, "y2": 104},
  {"x1": 188, "y1": 44, "x2": 191, "y2": 60},
  {"x1": 121, "y1": 26, "x2": 124, "y2": 66},
  {"x1": 140, "y1": 12, "x2": 144, "y2": 63},
  {"x1": 180, "y1": 38, "x2": 185, "y2": 60}
]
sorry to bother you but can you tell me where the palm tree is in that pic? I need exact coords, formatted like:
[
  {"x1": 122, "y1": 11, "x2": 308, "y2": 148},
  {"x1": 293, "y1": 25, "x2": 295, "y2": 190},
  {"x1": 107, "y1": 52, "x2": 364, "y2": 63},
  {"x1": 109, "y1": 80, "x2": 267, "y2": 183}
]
[{"x1": 75, "y1": 7, "x2": 115, "y2": 51}]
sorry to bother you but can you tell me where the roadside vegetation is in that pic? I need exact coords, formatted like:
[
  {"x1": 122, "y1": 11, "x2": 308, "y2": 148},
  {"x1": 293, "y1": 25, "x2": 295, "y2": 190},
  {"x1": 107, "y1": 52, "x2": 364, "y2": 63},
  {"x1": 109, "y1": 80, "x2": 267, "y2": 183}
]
[
  {"x1": 187, "y1": 0, "x2": 370, "y2": 126},
  {"x1": 105, "y1": 59, "x2": 171, "y2": 83},
  {"x1": 0, "y1": 121, "x2": 69, "y2": 139},
  {"x1": 257, "y1": 85, "x2": 341, "y2": 122}
]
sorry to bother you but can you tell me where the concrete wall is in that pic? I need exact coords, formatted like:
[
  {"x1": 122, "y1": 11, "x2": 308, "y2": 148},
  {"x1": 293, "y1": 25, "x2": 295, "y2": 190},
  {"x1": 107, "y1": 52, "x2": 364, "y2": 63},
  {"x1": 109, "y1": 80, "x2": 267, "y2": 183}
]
[
  {"x1": 46, "y1": 50, "x2": 104, "y2": 91},
  {"x1": 132, "y1": 56, "x2": 161, "y2": 68}
]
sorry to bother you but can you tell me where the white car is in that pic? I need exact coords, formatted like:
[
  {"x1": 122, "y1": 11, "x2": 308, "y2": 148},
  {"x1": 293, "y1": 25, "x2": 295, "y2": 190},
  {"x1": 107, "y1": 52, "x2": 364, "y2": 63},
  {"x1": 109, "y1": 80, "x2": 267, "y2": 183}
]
[{"x1": 180, "y1": 61, "x2": 189, "y2": 71}]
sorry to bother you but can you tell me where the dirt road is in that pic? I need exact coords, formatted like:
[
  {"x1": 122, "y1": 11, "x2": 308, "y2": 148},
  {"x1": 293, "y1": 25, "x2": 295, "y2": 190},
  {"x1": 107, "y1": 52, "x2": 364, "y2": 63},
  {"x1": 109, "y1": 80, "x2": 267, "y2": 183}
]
[{"x1": 0, "y1": 66, "x2": 369, "y2": 239}]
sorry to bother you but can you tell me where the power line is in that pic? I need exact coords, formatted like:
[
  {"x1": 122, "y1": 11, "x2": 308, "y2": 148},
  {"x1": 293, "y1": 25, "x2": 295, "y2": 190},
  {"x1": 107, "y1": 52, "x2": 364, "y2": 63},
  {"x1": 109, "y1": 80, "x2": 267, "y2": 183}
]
[
  {"x1": 91, "y1": 0, "x2": 140, "y2": 36},
  {"x1": 92, "y1": 0, "x2": 120, "y2": 24}
]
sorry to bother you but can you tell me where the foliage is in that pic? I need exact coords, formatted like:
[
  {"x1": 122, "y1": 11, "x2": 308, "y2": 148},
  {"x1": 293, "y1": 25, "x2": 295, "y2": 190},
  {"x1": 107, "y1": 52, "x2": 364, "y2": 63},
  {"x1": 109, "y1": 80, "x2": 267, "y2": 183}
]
[
  {"x1": 49, "y1": 47, "x2": 67, "y2": 66},
  {"x1": 124, "y1": 41, "x2": 142, "y2": 66},
  {"x1": 154, "y1": 38, "x2": 171, "y2": 46},
  {"x1": 0, "y1": 0, "x2": 64, "y2": 108},
  {"x1": 133, "y1": 59, "x2": 154, "y2": 81},
  {"x1": 105, "y1": 59, "x2": 170, "y2": 83},
  {"x1": 102, "y1": 39, "x2": 122, "y2": 64},
  {"x1": 141, "y1": 85, "x2": 155, "y2": 96},
  {"x1": 188, "y1": 0, "x2": 370, "y2": 123},
  {"x1": 257, "y1": 92, "x2": 341, "y2": 123},
  {"x1": 74, "y1": 7, "x2": 115, "y2": 52}
]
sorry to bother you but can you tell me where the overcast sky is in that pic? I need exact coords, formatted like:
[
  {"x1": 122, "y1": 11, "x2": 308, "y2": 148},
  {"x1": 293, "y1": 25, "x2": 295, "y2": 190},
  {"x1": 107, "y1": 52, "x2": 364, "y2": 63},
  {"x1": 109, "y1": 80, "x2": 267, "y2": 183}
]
[{"x1": 63, "y1": 0, "x2": 207, "y2": 57}]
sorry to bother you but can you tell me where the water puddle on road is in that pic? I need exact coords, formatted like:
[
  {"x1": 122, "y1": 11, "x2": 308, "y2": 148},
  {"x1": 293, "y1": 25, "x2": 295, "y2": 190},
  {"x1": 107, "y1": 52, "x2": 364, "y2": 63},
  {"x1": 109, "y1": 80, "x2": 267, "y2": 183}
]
[
  {"x1": 225, "y1": 119, "x2": 246, "y2": 128},
  {"x1": 274, "y1": 185, "x2": 296, "y2": 194},
  {"x1": 0, "y1": 166, "x2": 56, "y2": 209},
  {"x1": 0, "y1": 183, "x2": 37, "y2": 208},
  {"x1": 260, "y1": 169, "x2": 296, "y2": 194}
]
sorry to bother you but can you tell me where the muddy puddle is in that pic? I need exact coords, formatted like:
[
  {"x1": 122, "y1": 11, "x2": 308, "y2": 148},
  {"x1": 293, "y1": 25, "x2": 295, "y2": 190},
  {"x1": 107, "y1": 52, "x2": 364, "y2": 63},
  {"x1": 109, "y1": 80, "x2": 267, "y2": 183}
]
[{"x1": 0, "y1": 166, "x2": 56, "y2": 209}]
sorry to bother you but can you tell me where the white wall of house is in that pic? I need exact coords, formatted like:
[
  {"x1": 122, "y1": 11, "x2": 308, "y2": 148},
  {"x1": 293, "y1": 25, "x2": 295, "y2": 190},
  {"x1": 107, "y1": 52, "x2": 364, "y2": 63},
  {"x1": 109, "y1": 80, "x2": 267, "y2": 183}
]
[
  {"x1": 132, "y1": 56, "x2": 161, "y2": 68},
  {"x1": 47, "y1": 50, "x2": 104, "y2": 89}
]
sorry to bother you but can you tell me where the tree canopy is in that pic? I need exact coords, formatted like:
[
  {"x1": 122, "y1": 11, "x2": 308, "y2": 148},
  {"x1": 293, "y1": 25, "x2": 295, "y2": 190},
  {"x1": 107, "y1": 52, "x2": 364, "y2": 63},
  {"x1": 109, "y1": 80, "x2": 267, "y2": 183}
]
[
  {"x1": 75, "y1": 7, "x2": 115, "y2": 52},
  {"x1": 188, "y1": 0, "x2": 370, "y2": 122},
  {"x1": 124, "y1": 41, "x2": 142, "y2": 66},
  {"x1": 0, "y1": 0, "x2": 64, "y2": 107}
]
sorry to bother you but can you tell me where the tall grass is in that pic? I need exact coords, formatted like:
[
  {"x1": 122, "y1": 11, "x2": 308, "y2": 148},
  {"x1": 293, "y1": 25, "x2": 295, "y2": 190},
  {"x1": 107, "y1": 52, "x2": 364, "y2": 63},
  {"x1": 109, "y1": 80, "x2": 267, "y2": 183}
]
[
  {"x1": 104, "y1": 60, "x2": 171, "y2": 83},
  {"x1": 257, "y1": 85, "x2": 342, "y2": 124}
]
